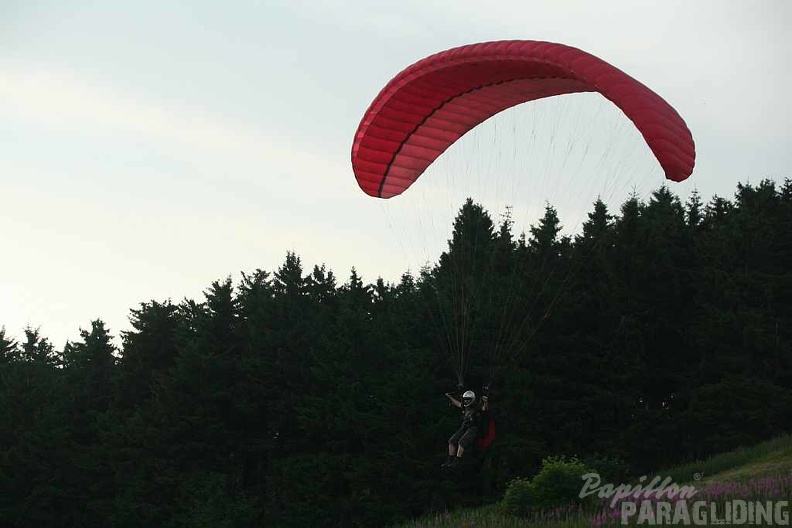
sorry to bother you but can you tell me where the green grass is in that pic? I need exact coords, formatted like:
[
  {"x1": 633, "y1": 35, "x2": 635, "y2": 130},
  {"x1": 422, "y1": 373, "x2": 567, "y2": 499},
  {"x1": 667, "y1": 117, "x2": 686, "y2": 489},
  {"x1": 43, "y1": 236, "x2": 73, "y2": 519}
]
[
  {"x1": 397, "y1": 434, "x2": 792, "y2": 528},
  {"x1": 660, "y1": 434, "x2": 792, "y2": 484},
  {"x1": 396, "y1": 504, "x2": 592, "y2": 528}
]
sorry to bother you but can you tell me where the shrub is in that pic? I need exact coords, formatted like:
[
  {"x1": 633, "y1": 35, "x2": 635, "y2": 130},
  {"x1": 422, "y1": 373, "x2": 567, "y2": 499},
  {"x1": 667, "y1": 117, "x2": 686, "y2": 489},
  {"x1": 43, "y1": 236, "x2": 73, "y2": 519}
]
[
  {"x1": 501, "y1": 477, "x2": 536, "y2": 517},
  {"x1": 583, "y1": 453, "x2": 632, "y2": 483},
  {"x1": 531, "y1": 455, "x2": 593, "y2": 510},
  {"x1": 502, "y1": 455, "x2": 595, "y2": 516}
]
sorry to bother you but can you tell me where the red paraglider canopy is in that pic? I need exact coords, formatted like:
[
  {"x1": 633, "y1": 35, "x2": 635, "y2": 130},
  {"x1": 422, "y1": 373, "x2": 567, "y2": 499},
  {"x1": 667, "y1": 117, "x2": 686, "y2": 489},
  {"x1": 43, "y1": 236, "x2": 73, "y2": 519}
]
[{"x1": 352, "y1": 40, "x2": 695, "y2": 199}]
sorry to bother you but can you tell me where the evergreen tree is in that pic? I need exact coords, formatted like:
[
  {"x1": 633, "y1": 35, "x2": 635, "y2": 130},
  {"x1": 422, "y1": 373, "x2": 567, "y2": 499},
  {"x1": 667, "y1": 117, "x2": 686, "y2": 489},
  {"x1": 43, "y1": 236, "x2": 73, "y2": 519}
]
[
  {"x1": 0, "y1": 326, "x2": 19, "y2": 363},
  {"x1": 20, "y1": 326, "x2": 58, "y2": 365},
  {"x1": 2, "y1": 179, "x2": 791, "y2": 526}
]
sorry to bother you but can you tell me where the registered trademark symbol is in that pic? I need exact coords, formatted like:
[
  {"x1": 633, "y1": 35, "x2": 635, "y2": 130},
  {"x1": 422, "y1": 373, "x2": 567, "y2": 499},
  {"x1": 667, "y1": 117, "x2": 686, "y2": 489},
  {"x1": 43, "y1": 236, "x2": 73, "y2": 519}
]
[{"x1": 693, "y1": 472, "x2": 702, "y2": 481}]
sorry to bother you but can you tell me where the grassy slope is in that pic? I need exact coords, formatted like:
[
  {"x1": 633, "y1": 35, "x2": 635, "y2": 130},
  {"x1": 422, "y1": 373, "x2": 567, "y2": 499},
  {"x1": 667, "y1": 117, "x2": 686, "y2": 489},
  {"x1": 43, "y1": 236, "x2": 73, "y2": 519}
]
[
  {"x1": 398, "y1": 434, "x2": 792, "y2": 528},
  {"x1": 663, "y1": 434, "x2": 792, "y2": 485}
]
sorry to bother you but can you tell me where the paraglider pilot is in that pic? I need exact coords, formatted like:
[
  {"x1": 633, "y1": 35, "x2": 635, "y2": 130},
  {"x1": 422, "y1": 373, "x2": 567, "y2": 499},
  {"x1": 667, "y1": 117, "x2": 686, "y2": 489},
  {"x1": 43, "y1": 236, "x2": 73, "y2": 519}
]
[{"x1": 442, "y1": 390, "x2": 488, "y2": 468}]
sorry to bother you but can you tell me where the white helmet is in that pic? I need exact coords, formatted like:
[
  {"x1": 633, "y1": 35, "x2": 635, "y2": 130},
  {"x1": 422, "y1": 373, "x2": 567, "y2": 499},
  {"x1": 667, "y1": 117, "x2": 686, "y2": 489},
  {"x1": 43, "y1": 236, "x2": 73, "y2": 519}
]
[{"x1": 462, "y1": 390, "x2": 476, "y2": 407}]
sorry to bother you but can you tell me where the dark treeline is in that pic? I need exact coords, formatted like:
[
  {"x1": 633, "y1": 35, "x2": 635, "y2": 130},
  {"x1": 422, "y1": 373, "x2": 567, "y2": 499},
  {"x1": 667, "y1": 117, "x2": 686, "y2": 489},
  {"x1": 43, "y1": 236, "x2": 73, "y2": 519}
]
[{"x1": 1, "y1": 179, "x2": 791, "y2": 527}]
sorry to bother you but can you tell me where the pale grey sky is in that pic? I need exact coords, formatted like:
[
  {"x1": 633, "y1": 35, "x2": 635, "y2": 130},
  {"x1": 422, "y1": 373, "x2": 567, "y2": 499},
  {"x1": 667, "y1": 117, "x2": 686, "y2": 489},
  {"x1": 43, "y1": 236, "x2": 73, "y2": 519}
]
[{"x1": 1, "y1": 0, "x2": 790, "y2": 346}]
